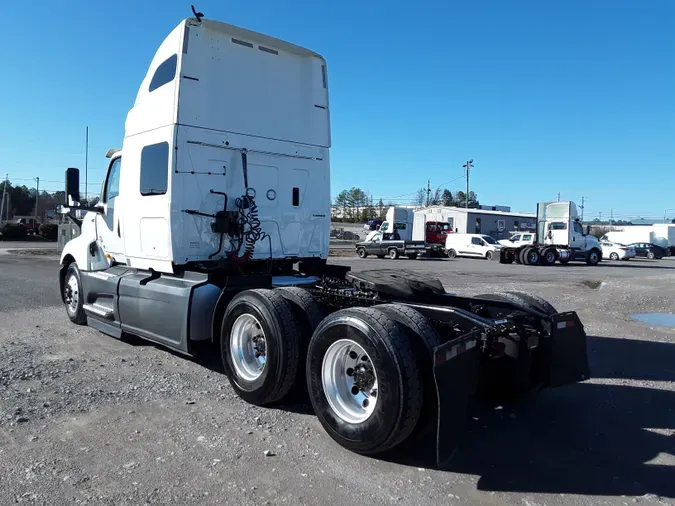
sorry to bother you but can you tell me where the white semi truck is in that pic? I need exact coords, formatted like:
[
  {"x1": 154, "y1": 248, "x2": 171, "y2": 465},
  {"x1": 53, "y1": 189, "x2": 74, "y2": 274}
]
[
  {"x1": 499, "y1": 201, "x2": 603, "y2": 266},
  {"x1": 58, "y1": 11, "x2": 590, "y2": 466}
]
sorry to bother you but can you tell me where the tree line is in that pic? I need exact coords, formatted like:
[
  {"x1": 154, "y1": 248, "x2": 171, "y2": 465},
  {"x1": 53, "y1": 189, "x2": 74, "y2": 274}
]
[
  {"x1": 0, "y1": 180, "x2": 99, "y2": 221},
  {"x1": 332, "y1": 186, "x2": 479, "y2": 223}
]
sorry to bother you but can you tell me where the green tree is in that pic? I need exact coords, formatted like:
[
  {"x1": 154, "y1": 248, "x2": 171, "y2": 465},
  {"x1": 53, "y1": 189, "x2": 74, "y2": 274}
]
[
  {"x1": 454, "y1": 190, "x2": 479, "y2": 208},
  {"x1": 441, "y1": 189, "x2": 454, "y2": 206}
]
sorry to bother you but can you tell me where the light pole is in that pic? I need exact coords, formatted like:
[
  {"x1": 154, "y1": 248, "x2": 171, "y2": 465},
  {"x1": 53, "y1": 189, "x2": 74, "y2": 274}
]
[
  {"x1": 462, "y1": 159, "x2": 474, "y2": 209},
  {"x1": 664, "y1": 209, "x2": 674, "y2": 224}
]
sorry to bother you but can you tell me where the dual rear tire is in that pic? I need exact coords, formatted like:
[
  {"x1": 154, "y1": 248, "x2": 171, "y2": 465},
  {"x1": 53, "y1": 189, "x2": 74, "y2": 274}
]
[{"x1": 220, "y1": 290, "x2": 439, "y2": 456}]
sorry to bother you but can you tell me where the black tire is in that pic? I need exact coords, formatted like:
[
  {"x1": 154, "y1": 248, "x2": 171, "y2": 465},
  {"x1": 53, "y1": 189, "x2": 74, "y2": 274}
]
[
  {"x1": 485, "y1": 250, "x2": 494, "y2": 261},
  {"x1": 406, "y1": 253, "x2": 418, "y2": 260},
  {"x1": 63, "y1": 262, "x2": 86, "y2": 325},
  {"x1": 519, "y1": 247, "x2": 530, "y2": 265},
  {"x1": 447, "y1": 249, "x2": 457, "y2": 259},
  {"x1": 525, "y1": 247, "x2": 541, "y2": 266},
  {"x1": 502, "y1": 250, "x2": 516, "y2": 264},
  {"x1": 388, "y1": 248, "x2": 399, "y2": 260},
  {"x1": 647, "y1": 251, "x2": 655, "y2": 260},
  {"x1": 276, "y1": 287, "x2": 325, "y2": 394},
  {"x1": 503, "y1": 291, "x2": 558, "y2": 315},
  {"x1": 514, "y1": 249, "x2": 522, "y2": 264},
  {"x1": 220, "y1": 289, "x2": 301, "y2": 405},
  {"x1": 541, "y1": 247, "x2": 557, "y2": 266},
  {"x1": 609, "y1": 252, "x2": 619, "y2": 261},
  {"x1": 586, "y1": 249, "x2": 601, "y2": 266},
  {"x1": 375, "y1": 304, "x2": 442, "y2": 430},
  {"x1": 357, "y1": 247, "x2": 367, "y2": 259},
  {"x1": 306, "y1": 307, "x2": 423, "y2": 455}
]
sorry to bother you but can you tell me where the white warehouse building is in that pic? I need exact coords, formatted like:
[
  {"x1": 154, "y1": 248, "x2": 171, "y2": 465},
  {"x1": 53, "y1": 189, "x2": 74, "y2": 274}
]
[{"x1": 420, "y1": 206, "x2": 537, "y2": 240}]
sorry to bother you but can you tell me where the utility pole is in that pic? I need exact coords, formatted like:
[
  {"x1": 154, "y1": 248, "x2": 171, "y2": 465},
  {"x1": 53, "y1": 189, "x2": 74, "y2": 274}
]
[
  {"x1": 599, "y1": 211, "x2": 602, "y2": 224},
  {"x1": 426, "y1": 179, "x2": 431, "y2": 207},
  {"x1": 462, "y1": 159, "x2": 474, "y2": 209},
  {"x1": 0, "y1": 173, "x2": 7, "y2": 224},
  {"x1": 34, "y1": 177, "x2": 40, "y2": 222},
  {"x1": 580, "y1": 196, "x2": 586, "y2": 222},
  {"x1": 557, "y1": 192, "x2": 560, "y2": 201},
  {"x1": 85, "y1": 126, "x2": 89, "y2": 204},
  {"x1": 4, "y1": 173, "x2": 8, "y2": 222},
  {"x1": 610, "y1": 208, "x2": 613, "y2": 231}
]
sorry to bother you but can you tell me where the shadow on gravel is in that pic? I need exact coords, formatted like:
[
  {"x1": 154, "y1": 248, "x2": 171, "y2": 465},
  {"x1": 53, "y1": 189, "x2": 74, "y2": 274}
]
[
  {"x1": 385, "y1": 335, "x2": 675, "y2": 499},
  {"x1": 129, "y1": 338, "x2": 316, "y2": 415}
]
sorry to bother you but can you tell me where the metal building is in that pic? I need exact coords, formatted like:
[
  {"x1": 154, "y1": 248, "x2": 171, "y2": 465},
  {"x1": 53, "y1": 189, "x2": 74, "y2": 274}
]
[{"x1": 420, "y1": 206, "x2": 536, "y2": 240}]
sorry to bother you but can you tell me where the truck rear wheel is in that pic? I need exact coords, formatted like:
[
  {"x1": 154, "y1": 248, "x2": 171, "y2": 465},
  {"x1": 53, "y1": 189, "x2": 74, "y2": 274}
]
[
  {"x1": 63, "y1": 262, "x2": 86, "y2": 325},
  {"x1": 306, "y1": 307, "x2": 423, "y2": 455},
  {"x1": 525, "y1": 247, "x2": 541, "y2": 265},
  {"x1": 276, "y1": 287, "x2": 324, "y2": 393},
  {"x1": 375, "y1": 303, "x2": 442, "y2": 429},
  {"x1": 388, "y1": 248, "x2": 399, "y2": 259},
  {"x1": 502, "y1": 291, "x2": 558, "y2": 315},
  {"x1": 519, "y1": 248, "x2": 529, "y2": 264},
  {"x1": 220, "y1": 289, "x2": 301, "y2": 405}
]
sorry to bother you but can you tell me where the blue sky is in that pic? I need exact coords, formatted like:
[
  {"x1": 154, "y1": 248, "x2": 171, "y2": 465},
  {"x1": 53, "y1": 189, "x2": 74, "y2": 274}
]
[{"x1": 0, "y1": 0, "x2": 673, "y2": 220}]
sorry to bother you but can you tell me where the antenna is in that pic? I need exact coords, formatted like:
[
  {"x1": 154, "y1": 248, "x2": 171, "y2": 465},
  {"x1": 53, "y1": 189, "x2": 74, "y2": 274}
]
[{"x1": 191, "y1": 5, "x2": 204, "y2": 22}]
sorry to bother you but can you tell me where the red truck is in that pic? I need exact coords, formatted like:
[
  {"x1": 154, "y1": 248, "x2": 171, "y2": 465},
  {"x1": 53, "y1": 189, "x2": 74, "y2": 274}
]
[{"x1": 15, "y1": 217, "x2": 41, "y2": 234}]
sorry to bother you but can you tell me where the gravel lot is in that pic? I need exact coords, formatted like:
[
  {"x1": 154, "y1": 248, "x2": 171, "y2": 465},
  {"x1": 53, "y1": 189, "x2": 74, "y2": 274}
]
[{"x1": 1, "y1": 253, "x2": 674, "y2": 506}]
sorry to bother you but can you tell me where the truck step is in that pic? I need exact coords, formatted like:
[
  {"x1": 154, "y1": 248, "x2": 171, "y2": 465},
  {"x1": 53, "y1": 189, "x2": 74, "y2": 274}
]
[{"x1": 83, "y1": 303, "x2": 115, "y2": 320}]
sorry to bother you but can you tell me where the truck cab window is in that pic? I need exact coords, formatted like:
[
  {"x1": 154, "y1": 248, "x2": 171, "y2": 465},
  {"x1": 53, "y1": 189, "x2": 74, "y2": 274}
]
[
  {"x1": 471, "y1": 237, "x2": 482, "y2": 245},
  {"x1": 103, "y1": 158, "x2": 121, "y2": 203},
  {"x1": 140, "y1": 142, "x2": 170, "y2": 196},
  {"x1": 149, "y1": 54, "x2": 177, "y2": 92},
  {"x1": 573, "y1": 221, "x2": 584, "y2": 234},
  {"x1": 550, "y1": 222, "x2": 567, "y2": 230}
]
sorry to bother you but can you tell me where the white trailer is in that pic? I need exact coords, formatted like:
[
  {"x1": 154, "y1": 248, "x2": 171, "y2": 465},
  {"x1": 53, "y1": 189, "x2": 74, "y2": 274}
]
[
  {"x1": 56, "y1": 10, "x2": 590, "y2": 467},
  {"x1": 602, "y1": 227, "x2": 670, "y2": 250}
]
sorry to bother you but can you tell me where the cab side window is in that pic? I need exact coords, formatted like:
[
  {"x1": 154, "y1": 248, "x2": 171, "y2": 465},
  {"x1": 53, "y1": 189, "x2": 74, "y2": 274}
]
[
  {"x1": 471, "y1": 237, "x2": 482, "y2": 245},
  {"x1": 140, "y1": 142, "x2": 169, "y2": 196},
  {"x1": 103, "y1": 158, "x2": 121, "y2": 203},
  {"x1": 149, "y1": 54, "x2": 177, "y2": 92},
  {"x1": 573, "y1": 222, "x2": 584, "y2": 234}
]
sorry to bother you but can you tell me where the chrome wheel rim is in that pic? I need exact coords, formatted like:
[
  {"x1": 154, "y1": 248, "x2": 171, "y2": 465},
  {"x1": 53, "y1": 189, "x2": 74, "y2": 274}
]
[
  {"x1": 65, "y1": 274, "x2": 79, "y2": 314},
  {"x1": 230, "y1": 313, "x2": 267, "y2": 381},
  {"x1": 322, "y1": 339, "x2": 378, "y2": 424}
]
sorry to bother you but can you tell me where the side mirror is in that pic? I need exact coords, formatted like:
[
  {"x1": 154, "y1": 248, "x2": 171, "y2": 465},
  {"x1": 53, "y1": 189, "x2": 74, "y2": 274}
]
[{"x1": 65, "y1": 168, "x2": 80, "y2": 205}]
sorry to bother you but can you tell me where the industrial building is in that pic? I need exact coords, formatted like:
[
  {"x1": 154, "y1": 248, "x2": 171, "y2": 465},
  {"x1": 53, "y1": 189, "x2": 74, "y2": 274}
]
[{"x1": 421, "y1": 206, "x2": 536, "y2": 240}]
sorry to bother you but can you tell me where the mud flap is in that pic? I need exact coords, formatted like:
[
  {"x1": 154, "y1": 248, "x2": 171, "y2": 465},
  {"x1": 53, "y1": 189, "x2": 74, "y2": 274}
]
[
  {"x1": 432, "y1": 330, "x2": 482, "y2": 469},
  {"x1": 544, "y1": 311, "x2": 591, "y2": 387}
]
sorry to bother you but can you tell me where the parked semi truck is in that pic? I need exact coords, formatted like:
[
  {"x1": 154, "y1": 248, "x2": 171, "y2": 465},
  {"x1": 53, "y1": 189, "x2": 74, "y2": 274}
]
[
  {"x1": 499, "y1": 201, "x2": 602, "y2": 266},
  {"x1": 57, "y1": 12, "x2": 590, "y2": 467}
]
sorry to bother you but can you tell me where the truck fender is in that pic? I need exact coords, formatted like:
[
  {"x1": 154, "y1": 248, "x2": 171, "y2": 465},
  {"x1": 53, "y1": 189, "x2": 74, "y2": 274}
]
[{"x1": 210, "y1": 276, "x2": 273, "y2": 343}]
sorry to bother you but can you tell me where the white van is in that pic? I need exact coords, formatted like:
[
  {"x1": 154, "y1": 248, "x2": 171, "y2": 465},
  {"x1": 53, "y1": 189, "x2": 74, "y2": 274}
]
[{"x1": 445, "y1": 233, "x2": 502, "y2": 260}]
